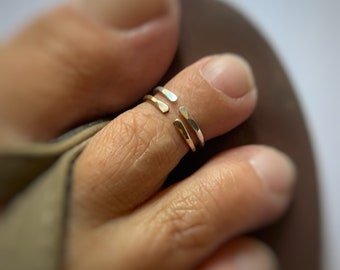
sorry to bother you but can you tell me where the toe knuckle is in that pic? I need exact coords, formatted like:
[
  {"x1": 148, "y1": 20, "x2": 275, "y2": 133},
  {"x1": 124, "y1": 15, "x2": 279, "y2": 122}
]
[
  {"x1": 114, "y1": 114, "x2": 146, "y2": 154},
  {"x1": 112, "y1": 111, "x2": 159, "y2": 159},
  {"x1": 115, "y1": 109, "x2": 176, "y2": 163}
]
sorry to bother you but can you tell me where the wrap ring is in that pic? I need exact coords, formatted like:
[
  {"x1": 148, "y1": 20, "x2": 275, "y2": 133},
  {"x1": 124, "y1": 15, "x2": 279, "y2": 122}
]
[{"x1": 143, "y1": 86, "x2": 205, "y2": 152}]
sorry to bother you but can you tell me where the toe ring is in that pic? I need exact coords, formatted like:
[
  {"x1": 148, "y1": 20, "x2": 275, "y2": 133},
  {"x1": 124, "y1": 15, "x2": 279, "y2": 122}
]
[
  {"x1": 153, "y1": 86, "x2": 178, "y2": 102},
  {"x1": 173, "y1": 118, "x2": 196, "y2": 152},
  {"x1": 143, "y1": 94, "x2": 170, "y2": 113},
  {"x1": 179, "y1": 106, "x2": 205, "y2": 148},
  {"x1": 144, "y1": 86, "x2": 205, "y2": 152}
]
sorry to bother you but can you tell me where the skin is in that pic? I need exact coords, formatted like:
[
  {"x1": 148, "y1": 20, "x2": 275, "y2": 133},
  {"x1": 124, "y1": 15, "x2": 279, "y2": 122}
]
[{"x1": 0, "y1": 0, "x2": 295, "y2": 269}]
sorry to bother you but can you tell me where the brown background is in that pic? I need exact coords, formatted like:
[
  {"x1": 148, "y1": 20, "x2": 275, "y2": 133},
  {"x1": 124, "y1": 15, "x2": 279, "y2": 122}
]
[{"x1": 163, "y1": 0, "x2": 321, "y2": 269}]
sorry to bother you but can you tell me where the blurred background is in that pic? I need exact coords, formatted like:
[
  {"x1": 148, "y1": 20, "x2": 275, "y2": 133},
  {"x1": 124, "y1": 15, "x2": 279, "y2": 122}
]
[
  {"x1": 0, "y1": 0, "x2": 339, "y2": 269},
  {"x1": 223, "y1": 1, "x2": 339, "y2": 269}
]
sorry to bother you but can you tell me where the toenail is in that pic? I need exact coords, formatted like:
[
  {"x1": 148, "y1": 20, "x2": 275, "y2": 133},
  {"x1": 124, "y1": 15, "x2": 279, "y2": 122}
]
[
  {"x1": 200, "y1": 54, "x2": 255, "y2": 99},
  {"x1": 72, "y1": 0, "x2": 175, "y2": 29},
  {"x1": 249, "y1": 148, "x2": 296, "y2": 202}
]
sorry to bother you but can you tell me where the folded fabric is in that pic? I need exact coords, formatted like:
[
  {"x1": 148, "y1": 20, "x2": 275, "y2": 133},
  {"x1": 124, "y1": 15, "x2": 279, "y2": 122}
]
[{"x1": 0, "y1": 121, "x2": 108, "y2": 270}]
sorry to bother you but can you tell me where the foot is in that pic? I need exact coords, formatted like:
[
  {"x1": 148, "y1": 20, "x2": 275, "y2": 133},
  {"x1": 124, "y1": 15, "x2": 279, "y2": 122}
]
[{"x1": 0, "y1": 0, "x2": 295, "y2": 269}]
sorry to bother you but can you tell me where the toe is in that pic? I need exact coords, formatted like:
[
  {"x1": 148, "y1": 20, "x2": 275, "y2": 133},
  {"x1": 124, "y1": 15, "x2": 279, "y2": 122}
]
[
  {"x1": 72, "y1": 54, "x2": 257, "y2": 224},
  {"x1": 120, "y1": 146, "x2": 294, "y2": 269},
  {"x1": 67, "y1": 146, "x2": 294, "y2": 270},
  {"x1": 0, "y1": 0, "x2": 179, "y2": 142},
  {"x1": 198, "y1": 237, "x2": 279, "y2": 270}
]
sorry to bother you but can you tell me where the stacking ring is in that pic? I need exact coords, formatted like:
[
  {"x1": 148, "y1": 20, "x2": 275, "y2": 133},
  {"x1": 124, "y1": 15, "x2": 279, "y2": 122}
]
[{"x1": 144, "y1": 86, "x2": 205, "y2": 152}]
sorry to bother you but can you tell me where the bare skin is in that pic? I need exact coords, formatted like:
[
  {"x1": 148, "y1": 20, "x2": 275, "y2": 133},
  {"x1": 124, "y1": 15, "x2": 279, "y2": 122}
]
[{"x1": 0, "y1": 0, "x2": 295, "y2": 269}]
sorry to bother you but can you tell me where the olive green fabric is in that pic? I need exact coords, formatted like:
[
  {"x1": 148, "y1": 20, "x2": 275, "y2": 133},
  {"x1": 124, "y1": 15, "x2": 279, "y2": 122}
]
[
  {"x1": 0, "y1": 121, "x2": 108, "y2": 204},
  {"x1": 0, "y1": 121, "x2": 108, "y2": 270}
]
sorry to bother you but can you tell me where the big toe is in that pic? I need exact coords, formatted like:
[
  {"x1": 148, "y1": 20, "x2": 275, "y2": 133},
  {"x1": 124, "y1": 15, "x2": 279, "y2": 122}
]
[{"x1": 0, "y1": 0, "x2": 179, "y2": 143}]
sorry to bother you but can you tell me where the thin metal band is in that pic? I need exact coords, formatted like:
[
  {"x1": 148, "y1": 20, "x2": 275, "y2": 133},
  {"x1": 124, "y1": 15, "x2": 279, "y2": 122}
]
[
  {"x1": 154, "y1": 86, "x2": 178, "y2": 102},
  {"x1": 173, "y1": 119, "x2": 196, "y2": 152},
  {"x1": 179, "y1": 106, "x2": 205, "y2": 147},
  {"x1": 143, "y1": 95, "x2": 169, "y2": 113},
  {"x1": 144, "y1": 86, "x2": 205, "y2": 152}
]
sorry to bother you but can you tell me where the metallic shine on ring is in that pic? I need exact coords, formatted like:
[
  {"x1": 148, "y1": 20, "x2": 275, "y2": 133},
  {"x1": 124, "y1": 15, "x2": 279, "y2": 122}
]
[
  {"x1": 154, "y1": 86, "x2": 178, "y2": 102},
  {"x1": 173, "y1": 119, "x2": 196, "y2": 152},
  {"x1": 144, "y1": 86, "x2": 205, "y2": 152},
  {"x1": 179, "y1": 106, "x2": 205, "y2": 147},
  {"x1": 143, "y1": 94, "x2": 169, "y2": 113}
]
